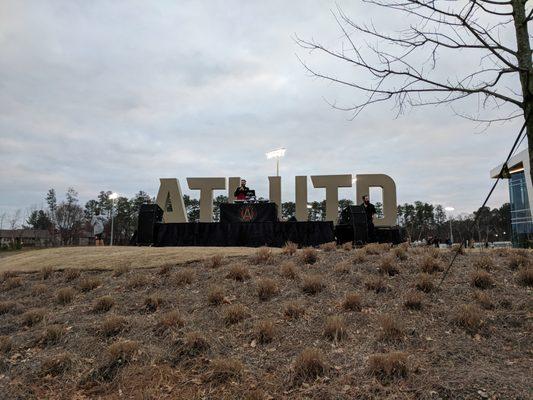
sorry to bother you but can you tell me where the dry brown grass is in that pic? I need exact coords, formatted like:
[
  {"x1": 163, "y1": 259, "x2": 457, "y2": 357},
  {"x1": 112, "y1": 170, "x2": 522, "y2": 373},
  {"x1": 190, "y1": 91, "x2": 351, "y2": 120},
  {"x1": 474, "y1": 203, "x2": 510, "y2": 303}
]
[
  {"x1": 253, "y1": 247, "x2": 273, "y2": 264},
  {"x1": 21, "y1": 308, "x2": 46, "y2": 327},
  {"x1": 209, "y1": 357, "x2": 243, "y2": 383},
  {"x1": 283, "y1": 301, "x2": 305, "y2": 319},
  {"x1": 319, "y1": 242, "x2": 337, "y2": 252},
  {"x1": 0, "y1": 300, "x2": 19, "y2": 315},
  {"x1": 125, "y1": 274, "x2": 149, "y2": 289},
  {"x1": 280, "y1": 261, "x2": 298, "y2": 279},
  {"x1": 207, "y1": 286, "x2": 225, "y2": 306},
  {"x1": 155, "y1": 310, "x2": 184, "y2": 335},
  {"x1": 56, "y1": 287, "x2": 76, "y2": 305},
  {"x1": 379, "y1": 255, "x2": 399, "y2": 276},
  {"x1": 392, "y1": 246, "x2": 408, "y2": 260},
  {"x1": 299, "y1": 247, "x2": 318, "y2": 265},
  {"x1": 178, "y1": 331, "x2": 210, "y2": 357},
  {"x1": 41, "y1": 324, "x2": 65, "y2": 345},
  {"x1": 368, "y1": 352, "x2": 408, "y2": 380},
  {"x1": 323, "y1": 315, "x2": 347, "y2": 341},
  {"x1": 0, "y1": 335, "x2": 12, "y2": 353},
  {"x1": 342, "y1": 242, "x2": 353, "y2": 251},
  {"x1": 517, "y1": 266, "x2": 533, "y2": 286},
  {"x1": 453, "y1": 304, "x2": 483, "y2": 333},
  {"x1": 282, "y1": 241, "x2": 298, "y2": 255},
  {"x1": 334, "y1": 261, "x2": 351, "y2": 275},
  {"x1": 470, "y1": 270, "x2": 494, "y2": 289},
  {"x1": 256, "y1": 278, "x2": 278, "y2": 301},
  {"x1": 158, "y1": 264, "x2": 172, "y2": 275},
  {"x1": 93, "y1": 296, "x2": 115, "y2": 313},
  {"x1": 174, "y1": 268, "x2": 194, "y2": 285},
  {"x1": 41, "y1": 353, "x2": 72, "y2": 376},
  {"x1": 364, "y1": 276, "x2": 387, "y2": 293},
  {"x1": 302, "y1": 274, "x2": 325, "y2": 295},
  {"x1": 342, "y1": 292, "x2": 362, "y2": 311},
  {"x1": 107, "y1": 340, "x2": 139, "y2": 364},
  {"x1": 254, "y1": 319, "x2": 276, "y2": 344},
  {"x1": 293, "y1": 348, "x2": 327, "y2": 384},
  {"x1": 508, "y1": 254, "x2": 529, "y2": 270},
  {"x1": 378, "y1": 315, "x2": 405, "y2": 341},
  {"x1": 352, "y1": 250, "x2": 367, "y2": 264},
  {"x1": 364, "y1": 243, "x2": 389, "y2": 255},
  {"x1": 473, "y1": 291, "x2": 494, "y2": 310},
  {"x1": 112, "y1": 265, "x2": 130, "y2": 277},
  {"x1": 31, "y1": 283, "x2": 48, "y2": 295},
  {"x1": 144, "y1": 294, "x2": 163, "y2": 312},
  {"x1": 1, "y1": 270, "x2": 17, "y2": 281},
  {"x1": 80, "y1": 276, "x2": 101, "y2": 292},
  {"x1": 473, "y1": 255, "x2": 495, "y2": 271},
  {"x1": 419, "y1": 255, "x2": 443, "y2": 274},
  {"x1": 451, "y1": 244, "x2": 465, "y2": 255},
  {"x1": 226, "y1": 265, "x2": 251, "y2": 281},
  {"x1": 100, "y1": 315, "x2": 128, "y2": 337},
  {"x1": 4, "y1": 276, "x2": 23, "y2": 290},
  {"x1": 416, "y1": 273, "x2": 434, "y2": 293},
  {"x1": 223, "y1": 304, "x2": 248, "y2": 325},
  {"x1": 40, "y1": 266, "x2": 54, "y2": 280},
  {"x1": 206, "y1": 254, "x2": 223, "y2": 269},
  {"x1": 403, "y1": 291, "x2": 423, "y2": 310},
  {"x1": 64, "y1": 268, "x2": 81, "y2": 281}
]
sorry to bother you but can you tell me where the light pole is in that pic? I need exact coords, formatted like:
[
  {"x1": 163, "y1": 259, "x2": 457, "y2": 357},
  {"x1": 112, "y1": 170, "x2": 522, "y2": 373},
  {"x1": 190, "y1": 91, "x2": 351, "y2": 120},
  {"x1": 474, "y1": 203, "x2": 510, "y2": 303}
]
[
  {"x1": 445, "y1": 207, "x2": 454, "y2": 243},
  {"x1": 266, "y1": 148, "x2": 286, "y2": 176},
  {"x1": 109, "y1": 192, "x2": 119, "y2": 246}
]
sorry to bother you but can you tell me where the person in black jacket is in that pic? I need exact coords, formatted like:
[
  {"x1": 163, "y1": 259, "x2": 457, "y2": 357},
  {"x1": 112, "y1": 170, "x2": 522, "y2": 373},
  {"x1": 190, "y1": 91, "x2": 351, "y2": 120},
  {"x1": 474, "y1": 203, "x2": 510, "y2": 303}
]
[
  {"x1": 361, "y1": 195, "x2": 376, "y2": 242},
  {"x1": 234, "y1": 179, "x2": 249, "y2": 200}
]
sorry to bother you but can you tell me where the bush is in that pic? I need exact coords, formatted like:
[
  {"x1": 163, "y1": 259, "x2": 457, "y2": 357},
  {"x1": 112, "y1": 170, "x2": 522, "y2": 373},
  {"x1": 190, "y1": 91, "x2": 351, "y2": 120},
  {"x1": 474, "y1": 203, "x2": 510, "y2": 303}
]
[
  {"x1": 107, "y1": 340, "x2": 139, "y2": 364},
  {"x1": 352, "y1": 250, "x2": 367, "y2": 264},
  {"x1": 364, "y1": 276, "x2": 387, "y2": 293},
  {"x1": 64, "y1": 268, "x2": 81, "y2": 281},
  {"x1": 155, "y1": 310, "x2": 184, "y2": 335},
  {"x1": 379, "y1": 255, "x2": 399, "y2": 276},
  {"x1": 293, "y1": 348, "x2": 327, "y2": 384},
  {"x1": 368, "y1": 352, "x2": 408, "y2": 380},
  {"x1": 391, "y1": 246, "x2": 408, "y2": 260},
  {"x1": 254, "y1": 319, "x2": 276, "y2": 344},
  {"x1": 342, "y1": 242, "x2": 353, "y2": 251},
  {"x1": 323, "y1": 316, "x2": 347, "y2": 341},
  {"x1": 509, "y1": 254, "x2": 530, "y2": 270},
  {"x1": 364, "y1": 243, "x2": 388, "y2": 255},
  {"x1": 56, "y1": 287, "x2": 76, "y2": 305},
  {"x1": 177, "y1": 331, "x2": 210, "y2": 358},
  {"x1": 453, "y1": 304, "x2": 482, "y2": 333},
  {"x1": 143, "y1": 294, "x2": 163, "y2": 312},
  {"x1": 226, "y1": 265, "x2": 251, "y2": 281},
  {"x1": 207, "y1": 254, "x2": 223, "y2": 269},
  {"x1": 41, "y1": 266, "x2": 54, "y2": 280},
  {"x1": 451, "y1": 244, "x2": 465, "y2": 255},
  {"x1": 93, "y1": 296, "x2": 115, "y2": 313},
  {"x1": 223, "y1": 304, "x2": 248, "y2": 325},
  {"x1": 282, "y1": 241, "x2": 298, "y2": 255},
  {"x1": 253, "y1": 247, "x2": 272, "y2": 264},
  {"x1": 419, "y1": 255, "x2": 443, "y2": 274},
  {"x1": 209, "y1": 357, "x2": 243, "y2": 383},
  {"x1": 473, "y1": 256, "x2": 494, "y2": 271},
  {"x1": 21, "y1": 308, "x2": 46, "y2": 327},
  {"x1": 319, "y1": 242, "x2": 337, "y2": 252},
  {"x1": 41, "y1": 324, "x2": 65, "y2": 345},
  {"x1": 302, "y1": 274, "x2": 325, "y2": 295},
  {"x1": 283, "y1": 301, "x2": 305, "y2": 319},
  {"x1": 207, "y1": 286, "x2": 225, "y2": 306},
  {"x1": 473, "y1": 291, "x2": 494, "y2": 310},
  {"x1": 174, "y1": 268, "x2": 194, "y2": 285},
  {"x1": 80, "y1": 277, "x2": 101, "y2": 292},
  {"x1": 470, "y1": 270, "x2": 494, "y2": 289},
  {"x1": 342, "y1": 292, "x2": 362, "y2": 311},
  {"x1": 334, "y1": 261, "x2": 351, "y2": 275},
  {"x1": 299, "y1": 247, "x2": 318, "y2": 265},
  {"x1": 378, "y1": 315, "x2": 404, "y2": 341},
  {"x1": 125, "y1": 274, "x2": 149, "y2": 289},
  {"x1": 416, "y1": 273, "x2": 434, "y2": 293},
  {"x1": 101, "y1": 316, "x2": 128, "y2": 337},
  {"x1": 256, "y1": 278, "x2": 278, "y2": 301},
  {"x1": 280, "y1": 261, "x2": 298, "y2": 279},
  {"x1": 403, "y1": 292, "x2": 423, "y2": 310}
]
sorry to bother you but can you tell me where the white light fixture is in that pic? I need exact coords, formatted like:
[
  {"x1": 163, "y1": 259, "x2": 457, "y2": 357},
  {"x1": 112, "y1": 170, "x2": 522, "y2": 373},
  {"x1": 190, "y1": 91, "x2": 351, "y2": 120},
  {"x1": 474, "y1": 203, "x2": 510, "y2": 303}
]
[
  {"x1": 109, "y1": 192, "x2": 119, "y2": 245},
  {"x1": 444, "y1": 206, "x2": 455, "y2": 212},
  {"x1": 352, "y1": 177, "x2": 357, "y2": 184},
  {"x1": 265, "y1": 148, "x2": 286, "y2": 176}
]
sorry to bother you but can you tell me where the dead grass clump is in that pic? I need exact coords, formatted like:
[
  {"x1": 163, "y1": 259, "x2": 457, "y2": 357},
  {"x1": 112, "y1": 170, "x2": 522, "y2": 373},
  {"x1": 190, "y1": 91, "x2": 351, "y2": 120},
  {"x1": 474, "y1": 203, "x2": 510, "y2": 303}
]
[
  {"x1": 364, "y1": 276, "x2": 387, "y2": 293},
  {"x1": 80, "y1": 276, "x2": 101, "y2": 292},
  {"x1": 368, "y1": 352, "x2": 408, "y2": 380},
  {"x1": 352, "y1": 250, "x2": 367, "y2": 264},
  {"x1": 56, "y1": 287, "x2": 76, "y2": 305},
  {"x1": 392, "y1": 246, "x2": 408, "y2": 260},
  {"x1": 64, "y1": 268, "x2": 81, "y2": 281},
  {"x1": 21, "y1": 308, "x2": 46, "y2": 327},
  {"x1": 509, "y1": 254, "x2": 529, "y2": 270},
  {"x1": 253, "y1": 247, "x2": 273, "y2": 264},
  {"x1": 378, "y1": 315, "x2": 405, "y2": 341},
  {"x1": 334, "y1": 261, "x2": 351, "y2": 275},
  {"x1": 416, "y1": 273, "x2": 434, "y2": 293},
  {"x1": 473, "y1": 256, "x2": 495, "y2": 271},
  {"x1": 209, "y1": 357, "x2": 243, "y2": 383},
  {"x1": 379, "y1": 255, "x2": 399, "y2": 276},
  {"x1": 283, "y1": 301, "x2": 305, "y2": 319},
  {"x1": 342, "y1": 292, "x2": 362, "y2": 311},
  {"x1": 208, "y1": 286, "x2": 225, "y2": 306},
  {"x1": 323, "y1": 315, "x2": 347, "y2": 341},
  {"x1": 280, "y1": 261, "x2": 298, "y2": 279},
  {"x1": 4, "y1": 276, "x2": 23, "y2": 290},
  {"x1": 453, "y1": 304, "x2": 482, "y2": 333},
  {"x1": 319, "y1": 242, "x2": 337, "y2": 252},
  {"x1": 41, "y1": 353, "x2": 72, "y2": 376},
  {"x1": 403, "y1": 292, "x2": 423, "y2": 310},
  {"x1": 42, "y1": 324, "x2": 65, "y2": 345},
  {"x1": 517, "y1": 266, "x2": 533, "y2": 286},
  {"x1": 174, "y1": 268, "x2": 194, "y2": 285},
  {"x1": 158, "y1": 264, "x2": 172, "y2": 275},
  {"x1": 101, "y1": 315, "x2": 128, "y2": 337},
  {"x1": 342, "y1": 242, "x2": 353, "y2": 251},
  {"x1": 299, "y1": 247, "x2": 318, "y2": 265},
  {"x1": 226, "y1": 265, "x2": 251, "y2": 281},
  {"x1": 144, "y1": 294, "x2": 163, "y2": 312},
  {"x1": 473, "y1": 291, "x2": 494, "y2": 310},
  {"x1": 0, "y1": 300, "x2": 19, "y2": 315},
  {"x1": 293, "y1": 348, "x2": 327, "y2": 384},
  {"x1": 41, "y1": 266, "x2": 54, "y2": 280},
  {"x1": 107, "y1": 340, "x2": 139, "y2": 364},
  {"x1": 470, "y1": 270, "x2": 494, "y2": 289},
  {"x1": 254, "y1": 319, "x2": 276, "y2": 344},
  {"x1": 451, "y1": 244, "x2": 465, "y2": 255},
  {"x1": 223, "y1": 304, "x2": 248, "y2": 325},
  {"x1": 282, "y1": 241, "x2": 298, "y2": 255},
  {"x1": 155, "y1": 310, "x2": 185, "y2": 334},
  {"x1": 364, "y1": 243, "x2": 388, "y2": 255},
  {"x1": 207, "y1": 254, "x2": 223, "y2": 269},
  {"x1": 256, "y1": 278, "x2": 278, "y2": 301},
  {"x1": 93, "y1": 296, "x2": 115, "y2": 313},
  {"x1": 125, "y1": 274, "x2": 148, "y2": 289},
  {"x1": 179, "y1": 331, "x2": 210, "y2": 357},
  {"x1": 113, "y1": 265, "x2": 130, "y2": 277},
  {"x1": 302, "y1": 274, "x2": 325, "y2": 295},
  {"x1": 0, "y1": 335, "x2": 12, "y2": 353},
  {"x1": 419, "y1": 255, "x2": 443, "y2": 274},
  {"x1": 1, "y1": 270, "x2": 17, "y2": 281},
  {"x1": 31, "y1": 283, "x2": 48, "y2": 295}
]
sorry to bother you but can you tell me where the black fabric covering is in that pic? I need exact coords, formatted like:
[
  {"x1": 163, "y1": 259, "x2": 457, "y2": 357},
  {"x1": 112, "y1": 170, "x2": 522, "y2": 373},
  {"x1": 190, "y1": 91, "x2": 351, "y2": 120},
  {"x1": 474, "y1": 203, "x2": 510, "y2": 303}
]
[
  {"x1": 220, "y1": 203, "x2": 278, "y2": 223},
  {"x1": 155, "y1": 221, "x2": 334, "y2": 247}
]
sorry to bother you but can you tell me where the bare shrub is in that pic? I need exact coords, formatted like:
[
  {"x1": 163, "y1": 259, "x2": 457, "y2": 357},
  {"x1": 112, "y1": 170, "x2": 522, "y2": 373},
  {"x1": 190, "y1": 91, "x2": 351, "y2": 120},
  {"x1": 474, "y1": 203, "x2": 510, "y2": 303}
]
[
  {"x1": 223, "y1": 304, "x2": 248, "y2": 325},
  {"x1": 302, "y1": 274, "x2": 325, "y2": 295},
  {"x1": 352, "y1": 250, "x2": 367, "y2": 264},
  {"x1": 403, "y1": 292, "x2": 423, "y2": 310},
  {"x1": 207, "y1": 286, "x2": 225, "y2": 306},
  {"x1": 419, "y1": 255, "x2": 443, "y2": 274},
  {"x1": 368, "y1": 352, "x2": 408, "y2": 380},
  {"x1": 518, "y1": 266, "x2": 533, "y2": 286},
  {"x1": 155, "y1": 310, "x2": 184, "y2": 335},
  {"x1": 253, "y1": 247, "x2": 272, "y2": 264},
  {"x1": 80, "y1": 276, "x2": 101, "y2": 292},
  {"x1": 144, "y1": 294, "x2": 163, "y2": 312},
  {"x1": 392, "y1": 246, "x2": 408, "y2": 260},
  {"x1": 31, "y1": 283, "x2": 48, "y2": 295},
  {"x1": 299, "y1": 247, "x2": 318, "y2": 265},
  {"x1": 470, "y1": 270, "x2": 494, "y2": 290},
  {"x1": 415, "y1": 273, "x2": 434, "y2": 293},
  {"x1": 342, "y1": 292, "x2": 362, "y2": 311},
  {"x1": 125, "y1": 274, "x2": 148, "y2": 289},
  {"x1": 210, "y1": 357, "x2": 243, "y2": 383},
  {"x1": 342, "y1": 242, "x2": 353, "y2": 251},
  {"x1": 226, "y1": 265, "x2": 251, "y2": 281},
  {"x1": 112, "y1": 265, "x2": 130, "y2": 277},
  {"x1": 101, "y1": 315, "x2": 128, "y2": 337},
  {"x1": 256, "y1": 278, "x2": 278, "y2": 301},
  {"x1": 282, "y1": 241, "x2": 298, "y2": 255},
  {"x1": 473, "y1": 291, "x2": 494, "y2": 310},
  {"x1": 93, "y1": 296, "x2": 115, "y2": 313},
  {"x1": 254, "y1": 319, "x2": 276, "y2": 344},
  {"x1": 0, "y1": 335, "x2": 12, "y2": 353},
  {"x1": 4, "y1": 277, "x2": 23, "y2": 290},
  {"x1": 453, "y1": 304, "x2": 482, "y2": 333},
  {"x1": 42, "y1": 324, "x2": 65, "y2": 345},
  {"x1": 64, "y1": 268, "x2": 81, "y2": 281},
  {"x1": 21, "y1": 308, "x2": 46, "y2": 327},
  {"x1": 41, "y1": 266, "x2": 54, "y2": 280},
  {"x1": 334, "y1": 261, "x2": 351, "y2": 275},
  {"x1": 319, "y1": 242, "x2": 337, "y2": 252},
  {"x1": 56, "y1": 287, "x2": 76, "y2": 305},
  {"x1": 364, "y1": 276, "x2": 387, "y2": 293},
  {"x1": 41, "y1": 353, "x2": 72, "y2": 376},
  {"x1": 379, "y1": 255, "x2": 399, "y2": 276},
  {"x1": 293, "y1": 348, "x2": 327, "y2": 384},
  {"x1": 323, "y1": 315, "x2": 347, "y2": 341},
  {"x1": 175, "y1": 268, "x2": 194, "y2": 285},
  {"x1": 509, "y1": 254, "x2": 529, "y2": 270},
  {"x1": 378, "y1": 315, "x2": 404, "y2": 341},
  {"x1": 473, "y1": 255, "x2": 495, "y2": 271},
  {"x1": 280, "y1": 261, "x2": 298, "y2": 279},
  {"x1": 283, "y1": 301, "x2": 305, "y2": 319},
  {"x1": 207, "y1": 254, "x2": 223, "y2": 269}
]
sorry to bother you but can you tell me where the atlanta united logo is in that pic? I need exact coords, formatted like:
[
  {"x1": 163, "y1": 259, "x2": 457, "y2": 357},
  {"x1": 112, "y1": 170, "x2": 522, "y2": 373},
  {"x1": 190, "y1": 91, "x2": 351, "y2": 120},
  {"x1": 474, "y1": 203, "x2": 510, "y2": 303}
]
[{"x1": 240, "y1": 206, "x2": 257, "y2": 222}]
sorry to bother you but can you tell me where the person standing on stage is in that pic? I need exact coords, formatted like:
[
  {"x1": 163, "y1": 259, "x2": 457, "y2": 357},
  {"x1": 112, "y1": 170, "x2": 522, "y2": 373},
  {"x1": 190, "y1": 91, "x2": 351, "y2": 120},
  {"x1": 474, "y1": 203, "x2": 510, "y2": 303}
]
[
  {"x1": 361, "y1": 195, "x2": 376, "y2": 242},
  {"x1": 234, "y1": 179, "x2": 249, "y2": 201}
]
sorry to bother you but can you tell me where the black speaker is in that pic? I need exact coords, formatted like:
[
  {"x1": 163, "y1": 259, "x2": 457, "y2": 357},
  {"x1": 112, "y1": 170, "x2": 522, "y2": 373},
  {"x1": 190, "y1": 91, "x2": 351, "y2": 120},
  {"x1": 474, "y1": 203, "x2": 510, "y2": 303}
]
[
  {"x1": 137, "y1": 204, "x2": 163, "y2": 245},
  {"x1": 338, "y1": 205, "x2": 368, "y2": 244}
]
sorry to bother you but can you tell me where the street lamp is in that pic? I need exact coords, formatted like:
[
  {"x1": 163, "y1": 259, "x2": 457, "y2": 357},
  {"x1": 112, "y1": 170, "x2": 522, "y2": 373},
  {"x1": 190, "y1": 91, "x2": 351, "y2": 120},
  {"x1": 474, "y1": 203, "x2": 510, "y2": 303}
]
[
  {"x1": 109, "y1": 192, "x2": 119, "y2": 246},
  {"x1": 444, "y1": 207, "x2": 455, "y2": 244},
  {"x1": 266, "y1": 148, "x2": 286, "y2": 176}
]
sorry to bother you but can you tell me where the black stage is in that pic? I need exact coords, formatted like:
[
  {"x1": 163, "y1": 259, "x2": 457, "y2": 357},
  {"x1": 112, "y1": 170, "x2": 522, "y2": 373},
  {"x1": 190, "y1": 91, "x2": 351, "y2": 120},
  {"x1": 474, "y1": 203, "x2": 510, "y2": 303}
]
[
  {"x1": 220, "y1": 202, "x2": 277, "y2": 223},
  {"x1": 154, "y1": 221, "x2": 335, "y2": 247}
]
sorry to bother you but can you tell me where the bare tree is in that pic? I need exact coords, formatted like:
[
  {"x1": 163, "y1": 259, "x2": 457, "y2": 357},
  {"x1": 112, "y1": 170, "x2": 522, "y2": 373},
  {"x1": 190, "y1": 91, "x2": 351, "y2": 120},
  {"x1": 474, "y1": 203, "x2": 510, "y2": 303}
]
[
  {"x1": 8, "y1": 210, "x2": 21, "y2": 246},
  {"x1": 297, "y1": 0, "x2": 532, "y2": 180}
]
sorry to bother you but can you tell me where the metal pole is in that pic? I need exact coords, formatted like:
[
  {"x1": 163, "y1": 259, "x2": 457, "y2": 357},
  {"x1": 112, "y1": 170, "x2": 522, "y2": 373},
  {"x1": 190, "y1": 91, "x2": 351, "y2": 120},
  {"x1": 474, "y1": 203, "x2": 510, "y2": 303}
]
[
  {"x1": 110, "y1": 200, "x2": 115, "y2": 246},
  {"x1": 449, "y1": 219, "x2": 453, "y2": 243},
  {"x1": 276, "y1": 158, "x2": 279, "y2": 177}
]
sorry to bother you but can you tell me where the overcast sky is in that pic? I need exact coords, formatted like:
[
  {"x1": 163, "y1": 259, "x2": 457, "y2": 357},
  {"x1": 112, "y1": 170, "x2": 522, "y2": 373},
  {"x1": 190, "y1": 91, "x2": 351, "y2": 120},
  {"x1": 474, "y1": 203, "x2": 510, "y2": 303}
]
[{"x1": 0, "y1": 0, "x2": 526, "y2": 219}]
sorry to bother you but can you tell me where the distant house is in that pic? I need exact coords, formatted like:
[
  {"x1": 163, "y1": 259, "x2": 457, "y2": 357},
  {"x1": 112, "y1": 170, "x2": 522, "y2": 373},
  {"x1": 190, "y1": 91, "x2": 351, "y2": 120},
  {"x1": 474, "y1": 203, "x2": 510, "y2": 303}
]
[{"x1": 0, "y1": 229, "x2": 53, "y2": 248}]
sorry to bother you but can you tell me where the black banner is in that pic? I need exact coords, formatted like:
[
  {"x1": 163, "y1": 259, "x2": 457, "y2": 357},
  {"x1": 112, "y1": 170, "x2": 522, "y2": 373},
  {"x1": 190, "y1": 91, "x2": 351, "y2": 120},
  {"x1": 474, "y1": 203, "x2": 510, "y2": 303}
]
[{"x1": 220, "y1": 203, "x2": 278, "y2": 223}]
